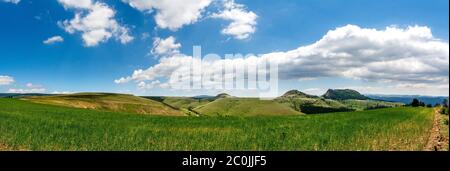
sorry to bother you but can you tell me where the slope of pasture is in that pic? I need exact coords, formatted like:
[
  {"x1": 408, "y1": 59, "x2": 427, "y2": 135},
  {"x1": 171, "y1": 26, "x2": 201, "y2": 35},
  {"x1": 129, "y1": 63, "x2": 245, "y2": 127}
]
[
  {"x1": 276, "y1": 96, "x2": 353, "y2": 114},
  {"x1": 142, "y1": 96, "x2": 215, "y2": 116},
  {"x1": 194, "y1": 98, "x2": 302, "y2": 116},
  {"x1": 341, "y1": 99, "x2": 404, "y2": 111},
  {"x1": 160, "y1": 97, "x2": 213, "y2": 110},
  {"x1": 23, "y1": 93, "x2": 184, "y2": 116},
  {"x1": 0, "y1": 98, "x2": 434, "y2": 151}
]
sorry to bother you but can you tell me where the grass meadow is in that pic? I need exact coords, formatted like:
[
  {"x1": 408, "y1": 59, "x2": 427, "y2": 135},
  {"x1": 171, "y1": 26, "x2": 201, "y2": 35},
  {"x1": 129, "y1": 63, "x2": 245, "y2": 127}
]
[{"x1": 0, "y1": 98, "x2": 434, "y2": 151}]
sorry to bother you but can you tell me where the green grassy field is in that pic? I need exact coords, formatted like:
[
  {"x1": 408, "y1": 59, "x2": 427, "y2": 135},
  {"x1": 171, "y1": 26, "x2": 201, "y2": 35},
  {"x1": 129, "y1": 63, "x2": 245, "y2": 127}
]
[
  {"x1": 341, "y1": 99, "x2": 404, "y2": 111},
  {"x1": 194, "y1": 98, "x2": 302, "y2": 116},
  {"x1": 160, "y1": 97, "x2": 213, "y2": 110},
  {"x1": 23, "y1": 93, "x2": 183, "y2": 116},
  {"x1": 0, "y1": 98, "x2": 434, "y2": 151}
]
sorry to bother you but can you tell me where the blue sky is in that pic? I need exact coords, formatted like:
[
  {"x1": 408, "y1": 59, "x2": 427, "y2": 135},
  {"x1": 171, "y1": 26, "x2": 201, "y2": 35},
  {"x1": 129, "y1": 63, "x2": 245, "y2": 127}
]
[{"x1": 0, "y1": 0, "x2": 448, "y2": 96}]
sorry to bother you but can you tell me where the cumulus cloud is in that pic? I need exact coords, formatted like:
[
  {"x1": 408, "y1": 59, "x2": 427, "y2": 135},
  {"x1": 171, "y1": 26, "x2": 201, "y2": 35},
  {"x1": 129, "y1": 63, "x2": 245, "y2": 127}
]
[
  {"x1": 25, "y1": 83, "x2": 45, "y2": 88},
  {"x1": 51, "y1": 91, "x2": 75, "y2": 94},
  {"x1": 8, "y1": 83, "x2": 47, "y2": 94},
  {"x1": 121, "y1": 0, "x2": 257, "y2": 39},
  {"x1": 57, "y1": 0, "x2": 134, "y2": 47},
  {"x1": 141, "y1": 32, "x2": 151, "y2": 40},
  {"x1": 58, "y1": 0, "x2": 92, "y2": 9},
  {"x1": 303, "y1": 88, "x2": 325, "y2": 95},
  {"x1": 43, "y1": 36, "x2": 64, "y2": 44},
  {"x1": 341, "y1": 84, "x2": 449, "y2": 96},
  {"x1": 122, "y1": 0, "x2": 212, "y2": 31},
  {"x1": 2, "y1": 0, "x2": 20, "y2": 4},
  {"x1": 137, "y1": 80, "x2": 161, "y2": 89},
  {"x1": 26, "y1": 83, "x2": 34, "y2": 88},
  {"x1": 211, "y1": 0, "x2": 258, "y2": 39},
  {"x1": 8, "y1": 83, "x2": 46, "y2": 94},
  {"x1": 0, "y1": 76, "x2": 14, "y2": 85},
  {"x1": 8, "y1": 88, "x2": 46, "y2": 94},
  {"x1": 115, "y1": 25, "x2": 449, "y2": 95},
  {"x1": 151, "y1": 36, "x2": 181, "y2": 56},
  {"x1": 114, "y1": 54, "x2": 191, "y2": 84}
]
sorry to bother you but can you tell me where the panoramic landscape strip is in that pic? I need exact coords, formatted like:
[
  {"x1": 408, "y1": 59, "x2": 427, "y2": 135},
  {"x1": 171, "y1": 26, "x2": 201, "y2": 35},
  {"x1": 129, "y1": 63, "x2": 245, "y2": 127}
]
[
  {"x1": 0, "y1": 0, "x2": 448, "y2": 153},
  {"x1": 0, "y1": 90, "x2": 448, "y2": 151}
]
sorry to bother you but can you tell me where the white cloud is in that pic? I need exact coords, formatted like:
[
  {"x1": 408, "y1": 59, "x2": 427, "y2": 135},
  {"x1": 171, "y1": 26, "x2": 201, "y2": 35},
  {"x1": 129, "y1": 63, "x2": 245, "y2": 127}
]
[
  {"x1": 58, "y1": 0, "x2": 92, "y2": 9},
  {"x1": 115, "y1": 25, "x2": 449, "y2": 95},
  {"x1": 43, "y1": 36, "x2": 64, "y2": 44},
  {"x1": 26, "y1": 83, "x2": 34, "y2": 88},
  {"x1": 51, "y1": 91, "x2": 75, "y2": 94},
  {"x1": 114, "y1": 54, "x2": 191, "y2": 84},
  {"x1": 8, "y1": 88, "x2": 46, "y2": 94},
  {"x1": 341, "y1": 84, "x2": 449, "y2": 96},
  {"x1": 0, "y1": 76, "x2": 14, "y2": 85},
  {"x1": 141, "y1": 32, "x2": 151, "y2": 40},
  {"x1": 211, "y1": 0, "x2": 258, "y2": 39},
  {"x1": 2, "y1": 0, "x2": 20, "y2": 4},
  {"x1": 303, "y1": 88, "x2": 325, "y2": 95},
  {"x1": 137, "y1": 80, "x2": 161, "y2": 89},
  {"x1": 151, "y1": 36, "x2": 181, "y2": 56},
  {"x1": 123, "y1": 0, "x2": 212, "y2": 31},
  {"x1": 58, "y1": 0, "x2": 134, "y2": 47},
  {"x1": 7, "y1": 83, "x2": 47, "y2": 94},
  {"x1": 25, "y1": 83, "x2": 45, "y2": 89}
]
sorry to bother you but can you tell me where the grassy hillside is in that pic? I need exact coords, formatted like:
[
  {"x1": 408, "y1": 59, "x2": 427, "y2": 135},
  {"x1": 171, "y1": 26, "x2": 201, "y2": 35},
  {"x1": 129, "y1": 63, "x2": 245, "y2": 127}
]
[
  {"x1": 194, "y1": 98, "x2": 302, "y2": 116},
  {"x1": 276, "y1": 96, "x2": 353, "y2": 114},
  {"x1": 160, "y1": 97, "x2": 213, "y2": 110},
  {"x1": 281, "y1": 90, "x2": 319, "y2": 98},
  {"x1": 323, "y1": 89, "x2": 370, "y2": 100},
  {"x1": 143, "y1": 96, "x2": 214, "y2": 116},
  {"x1": 23, "y1": 93, "x2": 184, "y2": 116},
  {"x1": 341, "y1": 99, "x2": 404, "y2": 111},
  {"x1": 0, "y1": 98, "x2": 434, "y2": 151},
  {"x1": 276, "y1": 90, "x2": 403, "y2": 114}
]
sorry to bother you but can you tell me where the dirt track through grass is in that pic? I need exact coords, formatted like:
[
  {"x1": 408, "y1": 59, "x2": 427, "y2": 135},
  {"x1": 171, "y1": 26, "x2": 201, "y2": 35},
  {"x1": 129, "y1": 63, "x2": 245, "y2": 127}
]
[{"x1": 425, "y1": 108, "x2": 449, "y2": 151}]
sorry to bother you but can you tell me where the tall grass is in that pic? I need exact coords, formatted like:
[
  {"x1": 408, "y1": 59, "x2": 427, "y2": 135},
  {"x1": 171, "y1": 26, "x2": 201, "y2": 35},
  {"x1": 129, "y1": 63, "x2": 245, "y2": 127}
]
[{"x1": 0, "y1": 98, "x2": 433, "y2": 151}]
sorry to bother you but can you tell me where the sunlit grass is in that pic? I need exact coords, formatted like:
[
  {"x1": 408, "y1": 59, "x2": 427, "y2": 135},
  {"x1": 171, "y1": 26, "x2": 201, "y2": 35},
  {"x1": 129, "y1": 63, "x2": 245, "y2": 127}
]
[{"x1": 0, "y1": 98, "x2": 433, "y2": 151}]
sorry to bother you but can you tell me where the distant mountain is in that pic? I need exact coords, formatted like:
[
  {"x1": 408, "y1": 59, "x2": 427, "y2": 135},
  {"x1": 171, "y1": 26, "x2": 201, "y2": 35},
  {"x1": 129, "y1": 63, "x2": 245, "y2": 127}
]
[
  {"x1": 281, "y1": 90, "x2": 318, "y2": 98},
  {"x1": 322, "y1": 89, "x2": 369, "y2": 100},
  {"x1": 366, "y1": 95, "x2": 449, "y2": 106},
  {"x1": 215, "y1": 93, "x2": 232, "y2": 99},
  {"x1": 192, "y1": 95, "x2": 215, "y2": 99},
  {"x1": 277, "y1": 90, "x2": 354, "y2": 114},
  {"x1": 0, "y1": 93, "x2": 54, "y2": 98}
]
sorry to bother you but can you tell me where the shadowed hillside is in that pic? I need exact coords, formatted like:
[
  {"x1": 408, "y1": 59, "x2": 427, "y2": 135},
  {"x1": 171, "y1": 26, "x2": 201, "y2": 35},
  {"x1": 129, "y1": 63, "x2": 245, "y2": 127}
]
[
  {"x1": 323, "y1": 89, "x2": 370, "y2": 100},
  {"x1": 23, "y1": 93, "x2": 184, "y2": 116},
  {"x1": 276, "y1": 90, "x2": 353, "y2": 114},
  {"x1": 143, "y1": 96, "x2": 214, "y2": 116},
  {"x1": 277, "y1": 90, "x2": 403, "y2": 114}
]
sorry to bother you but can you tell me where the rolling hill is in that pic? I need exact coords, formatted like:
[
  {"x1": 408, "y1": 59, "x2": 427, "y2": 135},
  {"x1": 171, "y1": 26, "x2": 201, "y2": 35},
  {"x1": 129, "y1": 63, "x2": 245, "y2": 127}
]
[
  {"x1": 280, "y1": 90, "x2": 319, "y2": 98},
  {"x1": 9, "y1": 89, "x2": 404, "y2": 117},
  {"x1": 276, "y1": 89, "x2": 404, "y2": 114},
  {"x1": 0, "y1": 98, "x2": 435, "y2": 151},
  {"x1": 340, "y1": 99, "x2": 404, "y2": 111},
  {"x1": 194, "y1": 98, "x2": 303, "y2": 116},
  {"x1": 276, "y1": 90, "x2": 353, "y2": 114},
  {"x1": 323, "y1": 89, "x2": 370, "y2": 100},
  {"x1": 23, "y1": 93, "x2": 184, "y2": 116},
  {"x1": 143, "y1": 96, "x2": 214, "y2": 116}
]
